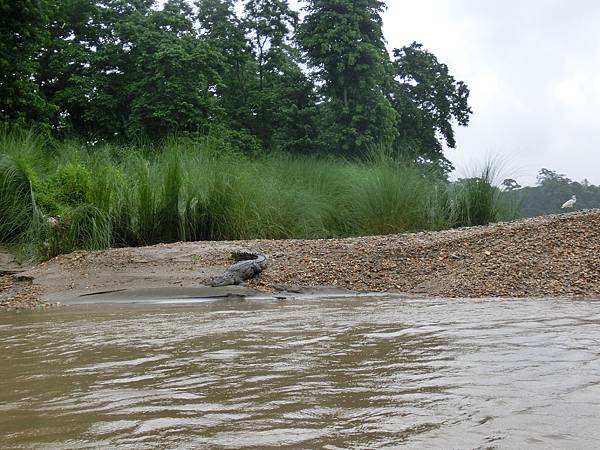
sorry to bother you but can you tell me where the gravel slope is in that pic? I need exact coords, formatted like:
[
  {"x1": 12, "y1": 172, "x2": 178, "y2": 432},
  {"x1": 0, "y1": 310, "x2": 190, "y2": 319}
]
[
  {"x1": 2, "y1": 209, "x2": 599, "y2": 309},
  {"x1": 250, "y1": 209, "x2": 600, "y2": 298}
]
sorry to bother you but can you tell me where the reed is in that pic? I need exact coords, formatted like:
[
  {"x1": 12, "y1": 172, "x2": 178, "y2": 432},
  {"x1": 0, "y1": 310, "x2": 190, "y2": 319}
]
[
  {"x1": 450, "y1": 160, "x2": 518, "y2": 227},
  {"x1": 0, "y1": 131, "x2": 519, "y2": 260}
]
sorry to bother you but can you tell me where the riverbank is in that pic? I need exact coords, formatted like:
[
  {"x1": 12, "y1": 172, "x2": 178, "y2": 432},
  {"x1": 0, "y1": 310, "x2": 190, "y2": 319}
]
[{"x1": 1, "y1": 209, "x2": 599, "y2": 309}]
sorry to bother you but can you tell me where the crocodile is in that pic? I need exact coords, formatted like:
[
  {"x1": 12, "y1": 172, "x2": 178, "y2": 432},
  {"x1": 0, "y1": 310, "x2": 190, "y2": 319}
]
[{"x1": 209, "y1": 252, "x2": 268, "y2": 287}]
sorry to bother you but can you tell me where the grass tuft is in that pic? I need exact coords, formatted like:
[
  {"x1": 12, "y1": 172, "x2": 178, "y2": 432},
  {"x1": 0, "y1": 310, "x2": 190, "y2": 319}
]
[{"x1": 0, "y1": 131, "x2": 519, "y2": 261}]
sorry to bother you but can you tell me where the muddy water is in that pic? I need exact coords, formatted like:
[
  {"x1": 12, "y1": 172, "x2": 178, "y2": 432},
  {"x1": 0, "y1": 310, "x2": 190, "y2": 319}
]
[{"x1": 2, "y1": 297, "x2": 600, "y2": 449}]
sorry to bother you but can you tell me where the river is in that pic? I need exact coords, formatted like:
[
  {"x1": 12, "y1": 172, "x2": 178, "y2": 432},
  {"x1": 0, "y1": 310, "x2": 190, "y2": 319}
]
[{"x1": 1, "y1": 296, "x2": 600, "y2": 449}]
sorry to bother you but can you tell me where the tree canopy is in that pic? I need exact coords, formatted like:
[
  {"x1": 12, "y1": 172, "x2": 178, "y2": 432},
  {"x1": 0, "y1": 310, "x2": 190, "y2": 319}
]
[
  {"x1": 388, "y1": 42, "x2": 471, "y2": 173},
  {"x1": 298, "y1": 0, "x2": 397, "y2": 156},
  {"x1": 0, "y1": 0, "x2": 472, "y2": 175},
  {"x1": 0, "y1": 0, "x2": 54, "y2": 126},
  {"x1": 505, "y1": 168, "x2": 600, "y2": 217}
]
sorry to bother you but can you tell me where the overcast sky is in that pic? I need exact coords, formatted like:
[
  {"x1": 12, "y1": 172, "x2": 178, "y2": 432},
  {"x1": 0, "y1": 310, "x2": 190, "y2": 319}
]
[{"x1": 376, "y1": 0, "x2": 600, "y2": 185}]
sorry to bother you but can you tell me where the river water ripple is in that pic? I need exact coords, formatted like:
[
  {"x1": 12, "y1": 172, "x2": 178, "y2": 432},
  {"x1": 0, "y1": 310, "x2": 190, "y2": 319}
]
[{"x1": 2, "y1": 297, "x2": 600, "y2": 449}]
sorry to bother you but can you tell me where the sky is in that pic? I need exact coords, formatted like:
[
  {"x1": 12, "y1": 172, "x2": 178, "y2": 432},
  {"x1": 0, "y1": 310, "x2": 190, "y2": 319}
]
[{"x1": 378, "y1": 0, "x2": 600, "y2": 185}]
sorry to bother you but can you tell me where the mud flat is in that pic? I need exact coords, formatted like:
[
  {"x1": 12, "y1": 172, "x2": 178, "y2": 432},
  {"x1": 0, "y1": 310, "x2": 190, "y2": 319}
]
[{"x1": 2, "y1": 209, "x2": 599, "y2": 309}]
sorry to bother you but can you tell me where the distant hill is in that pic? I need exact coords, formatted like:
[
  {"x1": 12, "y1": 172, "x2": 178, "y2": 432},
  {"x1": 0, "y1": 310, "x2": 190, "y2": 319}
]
[{"x1": 503, "y1": 169, "x2": 600, "y2": 218}]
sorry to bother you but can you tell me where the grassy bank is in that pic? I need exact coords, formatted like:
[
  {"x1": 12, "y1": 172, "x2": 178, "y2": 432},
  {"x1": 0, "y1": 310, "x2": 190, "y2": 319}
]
[{"x1": 0, "y1": 130, "x2": 518, "y2": 261}]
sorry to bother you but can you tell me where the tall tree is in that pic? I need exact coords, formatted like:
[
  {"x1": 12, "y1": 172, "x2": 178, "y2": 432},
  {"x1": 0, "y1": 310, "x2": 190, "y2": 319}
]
[
  {"x1": 242, "y1": 0, "x2": 317, "y2": 151},
  {"x1": 298, "y1": 0, "x2": 397, "y2": 156},
  {"x1": 388, "y1": 42, "x2": 472, "y2": 175},
  {"x1": 38, "y1": 0, "x2": 114, "y2": 137},
  {"x1": 0, "y1": 0, "x2": 54, "y2": 126},
  {"x1": 243, "y1": 0, "x2": 297, "y2": 91},
  {"x1": 196, "y1": 0, "x2": 257, "y2": 137},
  {"x1": 39, "y1": 0, "x2": 222, "y2": 141},
  {"x1": 124, "y1": 0, "x2": 222, "y2": 140}
]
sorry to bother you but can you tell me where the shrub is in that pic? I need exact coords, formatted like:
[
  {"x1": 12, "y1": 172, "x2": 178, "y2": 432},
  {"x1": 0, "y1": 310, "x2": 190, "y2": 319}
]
[
  {"x1": 0, "y1": 154, "x2": 35, "y2": 241},
  {"x1": 46, "y1": 162, "x2": 92, "y2": 207},
  {"x1": 449, "y1": 161, "x2": 518, "y2": 227},
  {"x1": 0, "y1": 130, "x2": 519, "y2": 261}
]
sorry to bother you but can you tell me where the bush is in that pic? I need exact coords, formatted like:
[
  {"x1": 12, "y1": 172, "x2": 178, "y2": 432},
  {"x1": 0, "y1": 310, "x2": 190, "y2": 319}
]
[
  {"x1": 0, "y1": 154, "x2": 36, "y2": 241},
  {"x1": 449, "y1": 161, "x2": 518, "y2": 227},
  {"x1": 46, "y1": 162, "x2": 92, "y2": 207},
  {"x1": 26, "y1": 204, "x2": 113, "y2": 260},
  {"x1": 0, "y1": 130, "x2": 519, "y2": 261}
]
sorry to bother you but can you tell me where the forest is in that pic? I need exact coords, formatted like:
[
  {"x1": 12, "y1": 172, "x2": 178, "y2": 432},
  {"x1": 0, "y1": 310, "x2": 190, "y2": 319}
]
[
  {"x1": 1, "y1": 0, "x2": 571, "y2": 260},
  {"x1": 504, "y1": 169, "x2": 600, "y2": 217},
  {"x1": 1, "y1": 0, "x2": 471, "y2": 168}
]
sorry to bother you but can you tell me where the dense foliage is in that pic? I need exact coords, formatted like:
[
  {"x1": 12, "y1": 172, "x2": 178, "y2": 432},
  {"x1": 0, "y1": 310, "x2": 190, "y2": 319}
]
[
  {"x1": 0, "y1": 130, "x2": 516, "y2": 260},
  {"x1": 1, "y1": 0, "x2": 471, "y2": 173},
  {"x1": 504, "y1": 169, "x2": 600, "y2": 217},
  {"x1": 0, "y1": 1, "x2": 488, "y2": 259},
  {"x1": 0, "y1": 0, "x2": 54, "y2": 126},
  {"x1": 298, "y1": 0, "x2": 397, "y2": 156}
]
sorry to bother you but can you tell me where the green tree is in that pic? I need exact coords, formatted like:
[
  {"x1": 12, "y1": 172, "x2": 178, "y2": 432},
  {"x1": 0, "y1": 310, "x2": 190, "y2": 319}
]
[
  {"x1": 124, "y1": 0, "x2": 223, "y2": 140},
  {"x1": 298, "y1": 0, "x2": 397, "y2": 156},
  {"x1": 38, "y1": 0, "x2": 113, "y2": 137},
  {"x1": 39, "y1": 0, "x2": 223, "y2": 141},
  {"x1": 242, "y1": 0, "x2": 317, "y2": 151},
  {"x1": 388, "y1": 42, "x2": 472, "y2": 174},
  {"x1": 501, "y1": 178, "x2": 521, "y2": 191},
  {"x1": 196, "y1": 0, "x2": 258, "y2": 143},
  {"x1": 536, "y1": 168, "x2": 570, "y2": 186},
  {"x1": 243, "y1": 0, "x2": 297, "y2": 90},
  {"x1": 0, "y1": 0, "x2": 54, "y2": 126},
  {"x1": 267, "y1": 58, "x2": 320, "y2": 154}
]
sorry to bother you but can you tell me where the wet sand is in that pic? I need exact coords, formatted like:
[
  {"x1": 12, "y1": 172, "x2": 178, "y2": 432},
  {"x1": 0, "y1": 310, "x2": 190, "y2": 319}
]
[{"x1": 2, "y1": 209, "x2": 600, "y2": 309}]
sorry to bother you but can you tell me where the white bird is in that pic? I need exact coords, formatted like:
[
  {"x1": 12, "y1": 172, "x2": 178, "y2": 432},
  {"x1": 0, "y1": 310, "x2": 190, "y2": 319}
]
[{"x1": 561, "y1": 195, "x2": 576, "y2": 209}]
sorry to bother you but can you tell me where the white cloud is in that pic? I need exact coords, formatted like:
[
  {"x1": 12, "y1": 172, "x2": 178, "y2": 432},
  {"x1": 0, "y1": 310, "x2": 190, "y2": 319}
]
[{"x1": 552, "y1": 78, "x2": 585, "y2": 107}]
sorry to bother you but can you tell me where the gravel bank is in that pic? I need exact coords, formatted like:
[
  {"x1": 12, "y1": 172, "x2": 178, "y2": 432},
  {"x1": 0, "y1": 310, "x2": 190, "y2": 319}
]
[
  {"x1": 2, "y1": 209, "x2": 599, "y2": 309},
  {"x1": 0, "y1": 249, "x2": 47, "y2": 310},
  {"x1": 251, "y1": 209, "x2": 600, "y2": 298}
]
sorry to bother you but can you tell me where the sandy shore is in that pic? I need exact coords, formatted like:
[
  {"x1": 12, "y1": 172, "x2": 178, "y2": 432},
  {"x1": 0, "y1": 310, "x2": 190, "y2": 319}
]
[{"x1": 2, "y1": 209, "x2": 600, "y2": 309}]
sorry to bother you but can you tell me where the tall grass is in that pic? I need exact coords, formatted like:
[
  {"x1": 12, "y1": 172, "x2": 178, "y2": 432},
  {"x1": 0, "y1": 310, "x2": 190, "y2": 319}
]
[
  {"x1": 0, "y1": 129, "x2": 44, "y2": 243},
  {"x1": 0, "y1": 131, "x2": 518, "y2": 261},
  {"x1": 348, "y1": 159, "x2": 434, "y2": 234},
  {"x1": 0, "y1": 156, "x2": 35, "y2": 241},
  {"x1": 451, "y1": 160, "x2": 519, "y2": 227}
]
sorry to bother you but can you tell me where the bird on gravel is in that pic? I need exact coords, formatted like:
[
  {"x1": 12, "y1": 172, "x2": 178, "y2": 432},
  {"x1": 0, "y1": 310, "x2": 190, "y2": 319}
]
[{"x1": 561, "y1": 195, "x2": 576, "y2": 209}]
